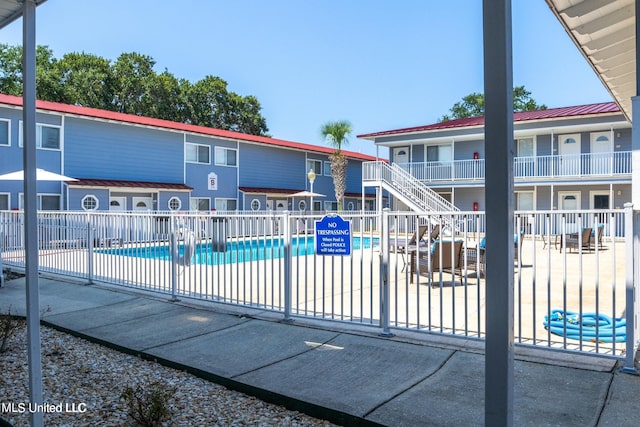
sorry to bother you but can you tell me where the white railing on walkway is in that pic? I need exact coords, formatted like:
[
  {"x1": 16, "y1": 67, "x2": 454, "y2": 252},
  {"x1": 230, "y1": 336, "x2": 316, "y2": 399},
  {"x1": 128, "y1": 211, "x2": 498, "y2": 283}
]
[
  {"x1": 0, "y1": 208, "x2": 637, "y2": 365},
  {"x1": 386, "y1": 151, "x2": 632, "y2": 183}
]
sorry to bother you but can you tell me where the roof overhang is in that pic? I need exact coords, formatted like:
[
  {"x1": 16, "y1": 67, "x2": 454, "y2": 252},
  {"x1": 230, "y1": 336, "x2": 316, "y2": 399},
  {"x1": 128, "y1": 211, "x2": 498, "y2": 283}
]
[
  {"x1": 546, "y1": 0, "x2": 636, "y2": 122},
  {"x1": 68, "y1": 178, "x2": 193, "y2": 191},
  {"x1": 0, "y1": 0, "x2": 48, "y2": 30}
]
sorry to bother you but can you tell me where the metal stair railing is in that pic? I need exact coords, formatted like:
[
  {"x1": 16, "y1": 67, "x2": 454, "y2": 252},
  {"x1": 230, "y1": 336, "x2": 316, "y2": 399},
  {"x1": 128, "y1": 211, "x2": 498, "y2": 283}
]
[{"x1": 366, "y1": 161, "x2": 460, "y2": 214}]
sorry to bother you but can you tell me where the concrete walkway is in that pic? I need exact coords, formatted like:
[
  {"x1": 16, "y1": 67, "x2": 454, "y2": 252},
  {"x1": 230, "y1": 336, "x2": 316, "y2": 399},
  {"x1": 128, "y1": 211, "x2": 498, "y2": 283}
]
[{"x1": 1, "y1": 276, "x2": 639, "y2": 426}]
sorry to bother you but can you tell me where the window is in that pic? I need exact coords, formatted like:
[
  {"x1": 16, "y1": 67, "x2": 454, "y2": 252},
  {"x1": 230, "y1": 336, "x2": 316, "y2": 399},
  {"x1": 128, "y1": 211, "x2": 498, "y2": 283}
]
[
  {"x1": 19, "y1": 194, "x2": 61, "y2": 210},
  {"x1": 426, "y1": 144, "x2": 452, "y2": 163},
  {"x1": 190, "y1": 197, "x2": 210, "y2": 211},
  {"x1": 298, "y1": 200, "x2": 306, "y2": 211},
  {"x1": 250, "y1": 199, "x2": 260, "y2": 211},
  {"x1": 516, "y1": 192, "x2": 534, "y2": 211},
  {"x1": 215, "y1": 147, "x2": 237, "y2": 166},
  {"x1": 186, "y1": 143, "x2": 210, "y2": 164},
  {"x1": 347, "y1": 201, "x2": 355, "y2": 210},
  {"x1": 323, "y1": 201, "x2": 338, "y2": 211},
  {"x1": 0, "y1": 194, "x2": 8, "y2": 210},
  {"x1": 324, "y1": 161, "x2": 332, "y2": 177},
  {"x1": 81, "y1": 195, "x2": 99, "y2": 211},
  {"x1": 19, "y1": 123, "x2": 61, "y2": 149},
  {"x1": 215, "y1": 198, "x2": 237, "y2": 211},
  {"x1": 307, "y1": 159, "x2": 322, "y2": 175},
  {"x1": 168, "y1": 197, "x2": 182, "y2": 211},
  {"x1": 0, "y1": 120, "x2": 9, "y2": 146}
]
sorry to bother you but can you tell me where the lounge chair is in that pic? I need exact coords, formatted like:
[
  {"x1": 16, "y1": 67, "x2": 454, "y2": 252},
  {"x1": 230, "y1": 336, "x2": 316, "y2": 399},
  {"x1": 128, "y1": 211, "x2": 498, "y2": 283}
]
[
  {"x1": 591, "y1": 224, "x2": 604, "y2": 250},
  {"x1": 412, "y1": 239, "x2": 464, "y2": 286},
  {"x1": 561, "y1": 227, "x2": 592, "y2": 253},
  {"x1": 390, "y1": 224, "x2": 431, "y2": 270},
  {"x1": 466, "y1": 231, "x2": 523, "y2": 276}
]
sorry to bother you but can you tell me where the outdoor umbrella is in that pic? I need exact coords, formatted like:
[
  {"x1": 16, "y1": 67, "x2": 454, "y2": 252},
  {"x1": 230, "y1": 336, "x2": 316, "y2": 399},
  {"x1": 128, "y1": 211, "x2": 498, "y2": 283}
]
[
  {"x1": 290, "y1": 190, "x2": 325, "y2": 212},
  {"x1": 0, "y1": 168, "x2": 77, "y2": 181}
]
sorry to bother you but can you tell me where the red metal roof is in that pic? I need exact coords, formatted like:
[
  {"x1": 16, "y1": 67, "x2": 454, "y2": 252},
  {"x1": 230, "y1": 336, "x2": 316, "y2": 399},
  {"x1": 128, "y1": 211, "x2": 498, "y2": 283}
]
[
  {"x1": 0, "y1": 94, "x2": 380, "y2": 162},
  {"x1": 357, "y1": 102, "x2": 621, "y2": 138},
  {"x1": 238, "y1": 186, "x2": 302, "y2": 195},
  {"x1": 69, "y1": 178, "x2": 192, "y2": 190}
]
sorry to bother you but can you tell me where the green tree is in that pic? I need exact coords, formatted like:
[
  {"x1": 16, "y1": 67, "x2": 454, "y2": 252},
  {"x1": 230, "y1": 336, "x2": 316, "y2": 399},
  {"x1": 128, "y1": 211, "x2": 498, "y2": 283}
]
[
  {"x1": 111, "y1": 52, "x2": 157, "y2": 115},
  {"x1": 440, "y1": 85, "x2": 546, "y2": 121},
  {"x1": 320, "y1": 120, "x2": 352, "y2": 211},
  {"x1": 146, "y1": 70, "x2": 189, "y2": 123},
  {"x1": 0, "y1": 44, "x2": 24, "y2": 96},
  {"x1": 0, "y1": 43, "x2": 269, "y2": 136},
  {"x1": 185, "y1": 75, "x2": 231, "y2": 128},
  {"x1": 48, "y1": 52, "x2": 114, "y2": 109}
]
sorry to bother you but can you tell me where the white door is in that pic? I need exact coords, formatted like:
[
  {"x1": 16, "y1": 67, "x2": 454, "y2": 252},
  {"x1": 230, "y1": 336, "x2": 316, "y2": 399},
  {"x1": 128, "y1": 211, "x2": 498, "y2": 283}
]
[
  {"x1": 393, "y1": 147, "x2": 409, "y2": 164},
  {"x1": 275, "y1": 200, "x2": 287, "y2": 211},
  {"x1": 109, "y1": 196, "x2": 126, "y2": 211},
  {"x1": 558, "y1": 134, "x2": 581, "y2": 175},
  {"x1": 590, "y1": 132, "x2": 612, "y2": 175},
  {"x1": 558, "y1": 191, "x2": 581, "y2": 233},
  {"x1": 132, "y1": 197, "x2": 153, "y2": 211}
]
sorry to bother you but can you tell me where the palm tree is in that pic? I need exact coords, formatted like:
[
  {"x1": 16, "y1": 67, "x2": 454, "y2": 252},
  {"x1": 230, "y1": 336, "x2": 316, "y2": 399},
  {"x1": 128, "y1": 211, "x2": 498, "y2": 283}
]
[{"x1": 320, "y1": 120, "x2": 352, "y2": 211}]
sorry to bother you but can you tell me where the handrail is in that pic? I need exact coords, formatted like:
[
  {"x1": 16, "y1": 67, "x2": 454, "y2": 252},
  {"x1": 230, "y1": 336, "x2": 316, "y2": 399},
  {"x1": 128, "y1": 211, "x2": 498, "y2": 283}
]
[
  {"x1": 363, "y1": 161, "x2": 459, "y2": 214},
  {"x1": 389, "y1": 151, "x2": 632, "y2": 182}
]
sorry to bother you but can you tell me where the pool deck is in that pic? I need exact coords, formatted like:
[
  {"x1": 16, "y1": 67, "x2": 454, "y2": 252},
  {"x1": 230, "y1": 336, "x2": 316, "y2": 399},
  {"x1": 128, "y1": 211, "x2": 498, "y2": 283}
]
[{"x1": 1, "y1": 275, "x2": 639, "y2": 426}]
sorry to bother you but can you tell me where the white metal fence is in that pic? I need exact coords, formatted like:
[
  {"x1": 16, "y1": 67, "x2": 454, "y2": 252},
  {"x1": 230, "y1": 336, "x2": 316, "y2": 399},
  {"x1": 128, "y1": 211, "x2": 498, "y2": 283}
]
[{"x1": 0, "y1": 208, "x2": 637, "y2": 364}]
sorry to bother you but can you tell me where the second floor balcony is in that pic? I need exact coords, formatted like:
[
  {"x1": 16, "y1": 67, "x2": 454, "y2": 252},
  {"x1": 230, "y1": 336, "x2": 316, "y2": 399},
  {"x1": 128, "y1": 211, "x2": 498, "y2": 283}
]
[{"x1": 395, "y1": 151, "x2": 632, "y2": 184}]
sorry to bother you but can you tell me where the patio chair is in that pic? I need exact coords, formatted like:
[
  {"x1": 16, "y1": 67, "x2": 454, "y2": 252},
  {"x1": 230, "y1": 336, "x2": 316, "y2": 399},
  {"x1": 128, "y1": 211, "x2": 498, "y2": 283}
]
[
  {"x1": 389, "y1": 224, "x2": 431, "y2": 270},
  {"x1": 561, "y1": 227, "x2": 592, "y2": 253},
  {"x1": 465, "y1": 231, "x2": 523, "y2": 276},
  {"x1": 414, "y1": 239, "x2": 464, "y2": 286},
  {"x1": 590, "y1": 224, "x2": 604, "y2": 250}
]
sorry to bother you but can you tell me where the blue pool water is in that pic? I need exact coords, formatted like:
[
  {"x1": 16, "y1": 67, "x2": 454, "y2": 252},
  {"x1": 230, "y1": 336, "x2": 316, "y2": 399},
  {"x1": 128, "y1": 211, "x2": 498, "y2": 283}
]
[{"x1": 99, "y1": 235, "x2": 378, "y2": 266}]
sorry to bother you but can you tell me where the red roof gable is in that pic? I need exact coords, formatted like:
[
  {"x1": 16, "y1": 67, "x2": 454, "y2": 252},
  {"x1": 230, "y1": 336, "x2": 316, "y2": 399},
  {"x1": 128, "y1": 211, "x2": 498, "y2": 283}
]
[
  {"x1": 0, "y1": 94, "x2": 379, "y2": 162},
  {"x1": 357, "y1": 102, "x2": 622, "y2": 138}
]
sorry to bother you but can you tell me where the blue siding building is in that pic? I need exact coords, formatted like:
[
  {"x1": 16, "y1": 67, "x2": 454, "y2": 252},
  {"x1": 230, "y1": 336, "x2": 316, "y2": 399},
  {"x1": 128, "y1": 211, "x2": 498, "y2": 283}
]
[{"x1": 0, "y1": 94, "x2": 380, "y2": 212}]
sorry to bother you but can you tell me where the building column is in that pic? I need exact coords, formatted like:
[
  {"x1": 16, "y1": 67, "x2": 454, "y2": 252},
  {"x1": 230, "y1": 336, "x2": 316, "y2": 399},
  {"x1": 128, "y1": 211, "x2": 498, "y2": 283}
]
[{"x1": 483, "y1": 0, "x2": 514, "y2": 425}]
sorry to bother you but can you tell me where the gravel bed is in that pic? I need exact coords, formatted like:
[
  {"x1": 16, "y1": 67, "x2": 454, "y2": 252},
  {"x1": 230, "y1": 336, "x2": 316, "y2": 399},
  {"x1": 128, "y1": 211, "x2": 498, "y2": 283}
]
[{"x1": 1, "y1": 319, "x2": 337, "y2": 426}]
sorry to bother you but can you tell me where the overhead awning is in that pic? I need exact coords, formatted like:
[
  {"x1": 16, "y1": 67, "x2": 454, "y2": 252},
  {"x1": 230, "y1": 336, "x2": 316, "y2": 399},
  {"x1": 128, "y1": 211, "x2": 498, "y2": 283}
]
[
  {"x1": 0, "y1": 0, "x2": 47, "y2": 29},
  {"x1": 69, "y1": 178, "x2": 193, "y2": 191},
  {"x1": 546, "y1": 0, "x2": 636, "y2": 121}
]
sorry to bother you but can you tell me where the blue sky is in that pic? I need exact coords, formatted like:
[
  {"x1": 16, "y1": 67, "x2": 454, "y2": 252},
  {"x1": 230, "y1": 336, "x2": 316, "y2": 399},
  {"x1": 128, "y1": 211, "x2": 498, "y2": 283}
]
[{"x1": 1, "y1": 0, "x2": 612, "y2": 156}]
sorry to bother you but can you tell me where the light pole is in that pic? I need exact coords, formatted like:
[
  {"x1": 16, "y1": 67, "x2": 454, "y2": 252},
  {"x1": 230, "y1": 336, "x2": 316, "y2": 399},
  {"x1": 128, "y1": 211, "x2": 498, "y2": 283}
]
[{"x1": 307, "y1": 168, "x2": 316, "y2": 213}]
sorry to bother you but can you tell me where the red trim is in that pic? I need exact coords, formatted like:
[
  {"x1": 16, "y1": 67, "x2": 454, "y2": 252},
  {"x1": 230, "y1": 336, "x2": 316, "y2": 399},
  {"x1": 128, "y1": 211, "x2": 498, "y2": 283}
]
[
  {"x1": 69, "y1": 178, "x2": 192, "y2": 190},
  {"x1": 357, "y1": 102, "x2": 621, "y2": 138},
  {"x1": 239, "y1": 186, "x2": 302, "y2": 195},
  {"x1": 0, "y1": 94, "x2": 380, "y2": 161}
]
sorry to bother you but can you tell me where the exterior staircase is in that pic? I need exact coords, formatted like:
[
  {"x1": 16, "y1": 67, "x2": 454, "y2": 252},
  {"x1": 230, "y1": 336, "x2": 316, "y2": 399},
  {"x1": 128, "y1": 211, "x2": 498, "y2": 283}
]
[{"x1": 363, "y1": 161, "x2": 460, "y2": 214}]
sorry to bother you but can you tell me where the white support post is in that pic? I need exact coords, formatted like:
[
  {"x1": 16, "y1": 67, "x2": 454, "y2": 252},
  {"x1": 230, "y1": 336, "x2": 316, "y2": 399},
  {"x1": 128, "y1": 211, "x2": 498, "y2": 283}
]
[
  {"x1": 283, "y1": 211, "x2": 293, "y2": 322},
  {"x1": 622, "y1": 203, "x2": 639, "y2": 374},
  {"x1": 380, "y1": 208, "x2": 393, "y2": 337}
]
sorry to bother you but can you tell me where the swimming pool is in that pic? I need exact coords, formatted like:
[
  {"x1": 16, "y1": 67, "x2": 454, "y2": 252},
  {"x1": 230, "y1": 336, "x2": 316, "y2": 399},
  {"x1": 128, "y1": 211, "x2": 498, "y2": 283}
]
[{"x1": 98, "y1": 235, "x2": 379, "y2": 266}]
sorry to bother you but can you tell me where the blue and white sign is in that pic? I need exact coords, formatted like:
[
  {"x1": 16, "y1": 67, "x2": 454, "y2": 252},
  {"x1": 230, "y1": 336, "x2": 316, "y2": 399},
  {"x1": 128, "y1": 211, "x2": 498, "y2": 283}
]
[{"x1": 315, "y1": 214, "x2": 351, "y2": 256}]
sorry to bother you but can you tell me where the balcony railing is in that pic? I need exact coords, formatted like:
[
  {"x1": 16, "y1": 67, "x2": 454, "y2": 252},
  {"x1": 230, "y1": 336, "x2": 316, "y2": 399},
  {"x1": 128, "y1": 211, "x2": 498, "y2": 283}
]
[{"x1": 394, "y1": 151, "x2": 632, "y2": 183}]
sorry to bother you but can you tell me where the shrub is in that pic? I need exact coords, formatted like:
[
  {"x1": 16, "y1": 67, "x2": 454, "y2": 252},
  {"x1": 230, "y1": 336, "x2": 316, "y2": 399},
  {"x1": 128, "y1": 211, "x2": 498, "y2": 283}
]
[
  {"x1": 0, "y1": 306, "x2": 20, "y2": 353},
  {"x1": 120, "y1": 380, "x2": 176, "y2": 427}
]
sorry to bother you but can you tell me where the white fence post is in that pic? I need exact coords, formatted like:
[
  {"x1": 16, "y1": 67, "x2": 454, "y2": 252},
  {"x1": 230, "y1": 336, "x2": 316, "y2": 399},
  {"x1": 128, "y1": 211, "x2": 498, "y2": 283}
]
[
  {"x1": 283, "y1": 211, "x2": 293, "y2": 322},
  {"x1": 380, "y1": 208, "x2": 393, "y2": 337},
  {"x1": 170, "y1": 214, "x2": 179, "y2": 302},
  {"x1": 622, "y1": 203, "x2": 639, "y2": 374},
  {"x1": 87, "y1": 213, "x2": 94, "y2": 285}
]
